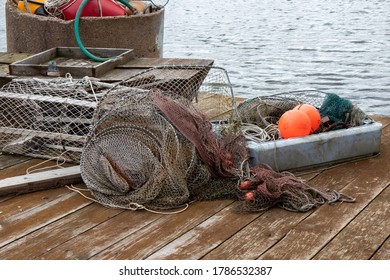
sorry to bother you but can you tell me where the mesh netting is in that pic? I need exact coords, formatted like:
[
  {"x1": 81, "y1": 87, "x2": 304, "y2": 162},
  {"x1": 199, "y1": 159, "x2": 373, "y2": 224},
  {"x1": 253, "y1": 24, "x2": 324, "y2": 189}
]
[
  {"x1": 80, "y1": 86, "x2": 247, "y2": 210},
  {"x1": 81, "y1": 87, "x2": 353, "y2": 212},
  {"x1": 0, "y1": 68, "x2": 355, "y2": 212},
  {"x1": 0, "y1": 77, "x2": 109, "y2": 162}
]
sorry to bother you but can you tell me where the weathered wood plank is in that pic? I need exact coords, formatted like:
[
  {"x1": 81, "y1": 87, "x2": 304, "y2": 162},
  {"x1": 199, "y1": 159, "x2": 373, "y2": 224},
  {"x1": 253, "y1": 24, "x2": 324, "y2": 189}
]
[
  {"x1": 38, "y1": 207, "x2": 164, "y2": 259},
  {"x1": 313, "y1": 184, "x2": 390, "y2": 260},
  {"x1": 88, "y1": 200, "x2": 233, "y2": 260},
  {"x1": 373, "y1": 116, "x2": 390, "y2": 127},
  {"x1": 0, "y1": 166, "x2": 82, "y2": 196},
  {"x1": 0, "y1": 64, "x2": 9, "y2": 75},
  {"x1": 146, "y1": 202, "x2": 260, "y2": 260},
  {"x1": 0, "y1": 126, "x2": 86, "y2": 143},
  {"x1": 204, "y1": 120, "x2": 387, "y2": 259},
  {"x1": 0, "y1": 158, "x2": 68, "y2": 180},
  {"x1": 202, "y1": 209, "x2": 311, "y2": 260},
  {"x1": 371, "y1": 236, "x2": 390, "y2": 260},
  {"x1": 256, "y1": 124, "x2": 390, "y2": 260},
  {"x1": 118, "y1": 58, "x2": 214, "y2": 69},
  {"x1": 0, "y1": 187, "x2": 69, "y2": 221},
  {"x1": 0, "y1": 158, "x2": 68, "y2": 202},
  {"x1": 193, "y1": 92, "x2": 235, "y2": 120},
  {"x1": 0, "y1": 52, "x2": 31, "y2": 64},
  {"x1": 0, "y1": 91, "x2": 96, "y2": 108},
  {"x1": 0, "y1": 154, "x2": 31, "y2": 170},
  {"x1": 99, "y1": 68, "x2": 144, "y2": 82},
  {"x1": 201, "y1": 161, "x2": 364, "y2": 260},
  {"x1": 0, "y1": 187, "x2": 91, "y2": 248},
  {"x1": 0, "y1": 203, "x2": 123, "y2": 259}
]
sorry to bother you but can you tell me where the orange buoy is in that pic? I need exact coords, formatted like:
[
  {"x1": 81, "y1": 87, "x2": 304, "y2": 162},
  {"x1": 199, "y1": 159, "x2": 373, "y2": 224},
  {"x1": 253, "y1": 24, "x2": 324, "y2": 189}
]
[
  {"x1": 294, "y1": 104, "x2": 321, "y2": 133},
  {"x1": 278, "y1": 109, "x2": 311, "y2": 139}
]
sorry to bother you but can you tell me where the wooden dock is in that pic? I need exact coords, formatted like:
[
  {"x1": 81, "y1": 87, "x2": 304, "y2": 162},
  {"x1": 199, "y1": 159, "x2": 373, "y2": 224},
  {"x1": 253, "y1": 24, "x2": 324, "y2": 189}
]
[{"x1": 0, "y1": 52, "x2": 389, "y2": 260}]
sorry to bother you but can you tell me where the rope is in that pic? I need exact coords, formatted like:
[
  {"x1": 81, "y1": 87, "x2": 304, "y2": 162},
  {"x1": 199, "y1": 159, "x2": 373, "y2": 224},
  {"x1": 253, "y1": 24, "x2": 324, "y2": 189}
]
[
  {"x1": 23, "y1": 0, "x2": 32, "y2": 13},
  {"x1": 241, "y1": 123, "x2": 279, "y2": 142},
  {"x1": 66, "y1": 185, "x2": 189, "y2": 214},
  {"x1": 25, "y1": 151, "x2": 68, "y2": 174}
]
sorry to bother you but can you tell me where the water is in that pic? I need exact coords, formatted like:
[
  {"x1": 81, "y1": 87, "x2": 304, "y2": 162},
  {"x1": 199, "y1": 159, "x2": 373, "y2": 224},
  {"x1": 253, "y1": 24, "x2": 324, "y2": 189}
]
[
  {"x1": 1, "y1": 0, "x2": 389, "y2": 115},
  {"x1": 163, "y1": 0, "x2": 390, "y2": 116}
]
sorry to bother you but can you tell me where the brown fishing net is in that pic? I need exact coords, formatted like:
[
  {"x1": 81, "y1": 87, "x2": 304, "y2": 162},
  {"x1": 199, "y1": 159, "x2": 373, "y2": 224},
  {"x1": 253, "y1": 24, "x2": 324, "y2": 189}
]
[
  {"x1": 80, "y1": 88, "x2": 245, "y2": 210},
  {"x1": 0, "y1": 67, "x2": 355, "y2": 212},
  {"x1": 81, "y1": 84, "x2": 353, "y2": 212}
]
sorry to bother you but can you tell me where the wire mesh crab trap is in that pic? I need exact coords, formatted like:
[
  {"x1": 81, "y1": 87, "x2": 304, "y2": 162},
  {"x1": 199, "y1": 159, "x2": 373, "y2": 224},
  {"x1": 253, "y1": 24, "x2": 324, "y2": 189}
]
[{"x1": 0, "y1": 66, "x2": 236, "y2": 163}]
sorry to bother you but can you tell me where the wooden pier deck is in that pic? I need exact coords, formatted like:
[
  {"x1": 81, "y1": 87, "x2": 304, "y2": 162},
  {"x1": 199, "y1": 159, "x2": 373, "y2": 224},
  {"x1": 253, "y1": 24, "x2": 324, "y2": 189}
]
[{"x1": 0, "y1": 53, "x2": 389, "y2": 260}]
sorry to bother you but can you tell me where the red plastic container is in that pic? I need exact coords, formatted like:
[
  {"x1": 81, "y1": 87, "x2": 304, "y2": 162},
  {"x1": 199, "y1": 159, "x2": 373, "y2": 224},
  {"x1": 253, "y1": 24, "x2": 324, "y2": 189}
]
[{"x1": 58, "y1": 0, "x2": 126, "y2": 20}]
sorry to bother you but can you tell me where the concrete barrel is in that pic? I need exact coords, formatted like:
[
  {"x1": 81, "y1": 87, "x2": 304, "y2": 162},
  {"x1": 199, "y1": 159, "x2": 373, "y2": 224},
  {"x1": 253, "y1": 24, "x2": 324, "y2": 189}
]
[{"x1": 5, "y1": 0, "x2": 164, "y2": 57}]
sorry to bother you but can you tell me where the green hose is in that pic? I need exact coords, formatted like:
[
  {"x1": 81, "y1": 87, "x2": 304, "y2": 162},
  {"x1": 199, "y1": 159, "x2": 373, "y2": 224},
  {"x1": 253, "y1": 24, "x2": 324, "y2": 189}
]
[{"x1": 74, "y1": 0, "x2": 137, "y2": 62}]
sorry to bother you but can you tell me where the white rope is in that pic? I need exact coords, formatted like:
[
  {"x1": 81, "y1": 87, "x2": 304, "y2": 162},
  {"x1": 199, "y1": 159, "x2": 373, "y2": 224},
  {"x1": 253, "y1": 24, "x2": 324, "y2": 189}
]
[
  {"x1": 66, "y1": 185, "x2": 190, "y2": 215},
  {"x1": 241, "y1": 123, "x2": 280, "y2": 142},
  {"x1": 23, "y1": 0, "x2": 32, "y2": 13},
  {"x1": 25, "y1": 151, "x2": 68, "y2": 174}
]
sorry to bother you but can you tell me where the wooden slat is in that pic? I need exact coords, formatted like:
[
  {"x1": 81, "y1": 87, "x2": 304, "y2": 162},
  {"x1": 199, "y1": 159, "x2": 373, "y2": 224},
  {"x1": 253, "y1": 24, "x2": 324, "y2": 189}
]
[
  {"x1": 0, "y1": 126, "x2": 86, "y2": 143},
  {"x1": 99, "y1": 68, "x2": 144, "y2": 82},
  {"x1": 256, "y1": 124, "x2": 390, "y2": 260},
  {"x1": 0, "y1": 64, "x2": 9, "y2": 75},
  {"x1": 0, "y1": 187, "x2": 69, "y2": 221},
  {"x1": 313, "y1": 184, "x2": 390, "y2": 259},
  {"x1": 0, "y1": 91, "x2": 97, "y2": 107},
  {"x1": 0, "y1": 187, "x2": 90, "y2": 248},
  {"x1": 371, "y1": 236, "x2": 390, "y2": 260},
  {"x1": 0, "y1": 158, "x2": 69, "y2": 180},
  {"x1": 0, "y1": 52, "x2": 31, "y2": 64},
  {"x1": 0, "y1": 203, "x2": 123, "y2": 259},
  {"x1": 38, "y1": 207, "x2": 163, "y2": 259},
  {"x1": 0, "y1": 166, "x2": 82, "y2": 196},
  {"x1": 194, "y1": 92, "x2": 235, "y2": 120},
  {"x1": 373, "y1": 115, "x2": 390, "y2": 127},
  {"x1": 202, "y1": 209, "x2": 310, "y2": 260},
  {"x1": 0, "y1": 158, "x2": 69, "y2": 202},
  {"x1": 89, "y1": 200, "x2": 233, "y2": 260},
  {"x1": 0, "y1": 154, "x2": 31, "y2": 170},
  {"x1": 202, "y1": 161, "x2": 364, "y2": 260},
  {"x1": 146, "y1": 202, "x2": 260, "y2": 260},
  {"x1": 119, "y1": 58, "x2": 214, "y2": 69}
]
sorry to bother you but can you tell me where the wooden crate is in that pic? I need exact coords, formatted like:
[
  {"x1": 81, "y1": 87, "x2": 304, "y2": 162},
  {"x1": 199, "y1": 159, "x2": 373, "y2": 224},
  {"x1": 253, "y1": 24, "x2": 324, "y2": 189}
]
[{"x1": 8, "y1": 47, "x2": 134, "y2": 78}]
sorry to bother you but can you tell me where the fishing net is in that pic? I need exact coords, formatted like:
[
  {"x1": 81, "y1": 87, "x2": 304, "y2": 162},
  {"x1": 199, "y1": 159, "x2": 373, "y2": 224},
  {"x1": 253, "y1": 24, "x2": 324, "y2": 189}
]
[
  {"x1": 80, "y1": 76, "x2": 354, "y2": 212},
  {"x1": 0, "y1": 67, "x2": 355, "y2": 212},
  {"x1": 81, "y1": 88, "x2": 238, "y2": 210}
]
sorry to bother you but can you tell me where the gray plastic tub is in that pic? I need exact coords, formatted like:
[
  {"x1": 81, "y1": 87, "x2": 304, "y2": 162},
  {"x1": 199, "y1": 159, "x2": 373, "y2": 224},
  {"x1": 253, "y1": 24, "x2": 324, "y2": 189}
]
[{"x1": 248, "y1": 122, "x2": 382, "y2": 171}]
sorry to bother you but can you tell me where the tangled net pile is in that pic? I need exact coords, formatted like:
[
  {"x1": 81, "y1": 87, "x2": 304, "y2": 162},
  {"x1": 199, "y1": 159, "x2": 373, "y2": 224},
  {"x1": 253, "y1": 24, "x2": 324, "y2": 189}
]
[
  {"x1": 79, "y1": 67, "x2": 354, "y2": 212},
  {"x1": 0, "y1": 66, "x2": 355, "y2": 212}
]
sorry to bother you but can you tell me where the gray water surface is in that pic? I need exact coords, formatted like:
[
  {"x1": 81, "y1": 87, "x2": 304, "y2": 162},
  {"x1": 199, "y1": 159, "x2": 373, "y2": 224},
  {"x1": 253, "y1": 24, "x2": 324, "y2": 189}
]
[
  {"x1": 1, "y1": 0, "x2": 389, "y2": 115},
  {"x1": 164, "y1": 0, "x2": 390, "y2": 116}
]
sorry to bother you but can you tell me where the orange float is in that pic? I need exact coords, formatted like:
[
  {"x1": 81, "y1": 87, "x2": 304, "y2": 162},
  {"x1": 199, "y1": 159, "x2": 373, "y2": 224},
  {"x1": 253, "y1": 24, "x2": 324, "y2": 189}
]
[
  {"x1": 278, "y1": 109, "x2": 311, "y2": 139},
  {"x1": 294, "y1": 104, "x2": 321, "y2": 133}
]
